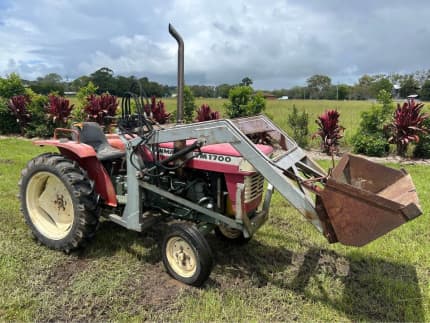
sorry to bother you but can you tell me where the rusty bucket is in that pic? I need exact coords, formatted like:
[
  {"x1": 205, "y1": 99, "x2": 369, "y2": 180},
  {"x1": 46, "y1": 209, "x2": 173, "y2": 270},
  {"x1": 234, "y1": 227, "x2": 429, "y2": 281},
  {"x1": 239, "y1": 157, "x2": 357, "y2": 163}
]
[{"x1": 318, "y1": 154, "x2": 422, "y2": 247}]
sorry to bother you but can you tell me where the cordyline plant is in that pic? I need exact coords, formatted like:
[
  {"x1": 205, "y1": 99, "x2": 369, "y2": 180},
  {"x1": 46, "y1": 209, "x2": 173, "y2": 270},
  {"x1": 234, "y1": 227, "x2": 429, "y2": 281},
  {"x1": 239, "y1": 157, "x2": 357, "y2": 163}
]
[
  {"x1": 387, "y1": 99, "x2": 428, "y2": 156},
  {"x1": 85, "y1": 93, "x2": 118, "y2": 125},
  {"x1": 195, "y1": 104, "x2": 220, "y2": 122},
  {"x1": 312, "y1": 109, "x2": 345, "y2": 155},
  {"x1": 144, "y1": 96, "x2": 171, "y2": 124},
  {"x1": 8, "y1": 95, "x2": 31, "y2": 135},
  {"x1": 47, "y1": 94, "x2": 74, "y2": 127}
]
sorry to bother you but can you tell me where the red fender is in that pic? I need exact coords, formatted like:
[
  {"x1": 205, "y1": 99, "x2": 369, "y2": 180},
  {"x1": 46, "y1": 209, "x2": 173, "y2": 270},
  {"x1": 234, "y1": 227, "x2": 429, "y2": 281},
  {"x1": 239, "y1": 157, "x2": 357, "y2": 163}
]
[{"x1": 33, "y1": 139, "x2": 118, "y2": 207}]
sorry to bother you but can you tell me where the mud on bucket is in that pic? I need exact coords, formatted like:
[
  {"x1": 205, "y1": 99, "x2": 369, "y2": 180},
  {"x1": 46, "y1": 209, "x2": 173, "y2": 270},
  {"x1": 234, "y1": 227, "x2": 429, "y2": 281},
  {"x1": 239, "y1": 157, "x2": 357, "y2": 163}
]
[{"x1": 317, "y1": 154, "x2": 422, "y2": 247}]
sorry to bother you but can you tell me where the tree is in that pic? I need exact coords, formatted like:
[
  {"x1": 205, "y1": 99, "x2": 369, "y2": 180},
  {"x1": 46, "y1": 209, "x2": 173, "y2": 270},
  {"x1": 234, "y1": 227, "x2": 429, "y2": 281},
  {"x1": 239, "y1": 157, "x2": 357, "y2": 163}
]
[
  {"x1": 370, "y1": 78, "x2": 393, "y2": 98},
  {"x1": 90, "y1": 67, "x2": 115, "y2": 94},
  {"x1": 70, "y1": 76, "x2": 90, "y2": 91},
  {"x1": 240, "y1": 77, "x2": 253, "y2": 86},
  {"x1": 400, "y1": 76, "x2": 419, "y2": 98},
  {"x1": 420, "y1": 79, "x2": 430, "y2": 101},
  {"x1": 215, "y1": 83, "x2": 234, "y2": 98},
  {"x1": 351, "y1": 74, "x2": 374, "y2": 100},
  {"x1": 115, "y1": 75, "x2": 137, "y2": 96},
  {"x1": 30, "y1": 73, "x2": 64, "y2": 95},
  {"x1": 306, "y1": 74, "x2": 331, "y2": 99}
]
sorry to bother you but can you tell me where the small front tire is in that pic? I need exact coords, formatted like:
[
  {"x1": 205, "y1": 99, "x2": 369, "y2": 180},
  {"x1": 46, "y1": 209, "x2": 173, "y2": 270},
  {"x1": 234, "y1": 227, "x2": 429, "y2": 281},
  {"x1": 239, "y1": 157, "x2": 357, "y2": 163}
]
[
  {"x1": 162, "y1": 223, "x2": 213, "y2": 286},
  {"x1": 214, "y1": 224, "x2": 251, "y2": 245}
]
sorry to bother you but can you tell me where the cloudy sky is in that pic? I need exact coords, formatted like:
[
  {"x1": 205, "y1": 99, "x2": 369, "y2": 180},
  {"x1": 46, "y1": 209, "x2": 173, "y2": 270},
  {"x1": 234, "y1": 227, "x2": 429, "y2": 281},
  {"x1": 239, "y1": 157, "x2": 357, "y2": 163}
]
[{"x1": 0, "y1": 0, "x2": 429, "y2": 89}]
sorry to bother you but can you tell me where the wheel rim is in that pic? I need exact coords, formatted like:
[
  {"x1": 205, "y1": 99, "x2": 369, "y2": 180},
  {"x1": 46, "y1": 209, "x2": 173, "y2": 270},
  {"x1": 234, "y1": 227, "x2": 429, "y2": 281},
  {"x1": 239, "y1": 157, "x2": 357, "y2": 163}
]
[
  {"x1": 218, "y1": 224, "x2": 242, "y2": 239},
  {"x1": 166, "y1": 236, "x2": 197, "y2": 278},
  {"x1": 26, "y1": 171, "x2": 74, "y2": 240}
]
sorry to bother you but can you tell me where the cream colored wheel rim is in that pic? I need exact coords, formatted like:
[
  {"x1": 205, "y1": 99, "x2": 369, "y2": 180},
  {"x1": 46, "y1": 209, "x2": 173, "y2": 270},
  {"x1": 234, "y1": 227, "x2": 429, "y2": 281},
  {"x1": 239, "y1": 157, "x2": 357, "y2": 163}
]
[
  {"x1": 218, "y1": 224, "x2": 242, "y2": 239},
  {"x1": 166, "y1": 237, "x2": 197, "y2": 278},
  {"x1": 26, "y1": 171, "x2": 74, "y2": 240}
]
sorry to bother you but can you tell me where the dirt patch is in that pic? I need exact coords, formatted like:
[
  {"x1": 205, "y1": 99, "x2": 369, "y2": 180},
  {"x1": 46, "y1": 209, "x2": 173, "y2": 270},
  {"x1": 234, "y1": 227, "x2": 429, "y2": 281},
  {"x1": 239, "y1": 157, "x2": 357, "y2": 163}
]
[
  {"x1": 42, "y1": 257, "x2": 90, "y2": 294},
  {"x1": 0, "y1": 159, "x2": 14, "y2": 164},
  {"x1": 122, "y1": 263, "x2": 191, "y2": 313}
]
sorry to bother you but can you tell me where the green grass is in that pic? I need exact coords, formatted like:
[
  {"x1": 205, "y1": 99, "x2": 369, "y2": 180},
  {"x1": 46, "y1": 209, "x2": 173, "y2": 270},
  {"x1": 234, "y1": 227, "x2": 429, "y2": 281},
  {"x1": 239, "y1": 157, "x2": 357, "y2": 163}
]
[{"x1": 0, "y1": 138, "x2": 429, "y2": 321}]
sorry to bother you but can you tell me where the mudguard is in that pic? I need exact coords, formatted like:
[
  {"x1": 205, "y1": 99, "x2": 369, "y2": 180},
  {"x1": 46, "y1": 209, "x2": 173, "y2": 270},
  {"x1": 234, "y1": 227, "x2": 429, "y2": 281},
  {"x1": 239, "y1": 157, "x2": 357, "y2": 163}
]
[{"x1": 33, "y1": 139, "x2": 118, "y2": 207}]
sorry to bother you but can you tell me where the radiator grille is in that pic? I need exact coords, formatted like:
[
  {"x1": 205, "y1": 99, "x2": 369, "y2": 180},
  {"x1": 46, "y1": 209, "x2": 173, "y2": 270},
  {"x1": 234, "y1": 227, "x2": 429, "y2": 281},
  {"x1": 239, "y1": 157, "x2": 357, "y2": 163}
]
[{"x1": 243, "y1": 173, "x2": 264, "y2": 203}]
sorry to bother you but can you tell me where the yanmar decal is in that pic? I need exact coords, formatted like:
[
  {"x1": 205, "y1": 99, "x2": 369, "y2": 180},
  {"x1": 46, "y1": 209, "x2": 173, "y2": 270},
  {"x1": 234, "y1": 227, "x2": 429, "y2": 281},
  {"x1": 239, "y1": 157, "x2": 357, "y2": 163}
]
[{"x1": 157, "y1": 147, "x2": 241, "y2": 165}]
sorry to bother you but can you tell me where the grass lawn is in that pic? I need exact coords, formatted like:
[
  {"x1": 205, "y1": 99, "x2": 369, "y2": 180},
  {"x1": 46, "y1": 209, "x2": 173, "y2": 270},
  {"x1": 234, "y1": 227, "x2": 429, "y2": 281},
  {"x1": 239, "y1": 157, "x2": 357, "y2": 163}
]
[{"x1": 0, "y1": 138, "x2": 429, "y2": 321}]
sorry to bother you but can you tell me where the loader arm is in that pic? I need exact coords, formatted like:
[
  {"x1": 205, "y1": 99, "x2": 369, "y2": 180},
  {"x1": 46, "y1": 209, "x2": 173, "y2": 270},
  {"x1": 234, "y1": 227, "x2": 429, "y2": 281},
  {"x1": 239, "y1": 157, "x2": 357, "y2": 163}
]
[{"x1": 137, "y1": 114, "x2": 421, "y2": 246}]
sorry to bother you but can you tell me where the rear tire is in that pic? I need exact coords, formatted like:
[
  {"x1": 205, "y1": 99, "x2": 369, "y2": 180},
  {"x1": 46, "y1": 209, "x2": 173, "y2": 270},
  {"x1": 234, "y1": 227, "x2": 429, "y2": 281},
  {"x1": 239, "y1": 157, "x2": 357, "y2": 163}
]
[
  {"x1": 162, "y1": 223, "x2": 213, "y2": 286},
  {"x1": 19, "y1": 153, "x2": 99, "y2": 252}
]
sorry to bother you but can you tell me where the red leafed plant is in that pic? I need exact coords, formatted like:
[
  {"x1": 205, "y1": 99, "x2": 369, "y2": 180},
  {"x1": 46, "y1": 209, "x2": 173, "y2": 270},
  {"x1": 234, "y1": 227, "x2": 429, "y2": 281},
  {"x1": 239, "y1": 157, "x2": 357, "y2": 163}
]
[
  {"x1": 387, "y1": 99, "x2": 428, "y2": 156},
  {"x1": 312, "y1": 109, "x2": 345, "y2": 154},
  {"x1": 85, "y1": 93, "x2": 118, "y2": 125},
  {"x1": 47, "y1": 94, "x2": 73, "y2": 127},
  {"x1": 8, "y1": 95, "x2": 31, "y2": 134},
  {"x1": 195, "y1": 104, "x2": 220, "y2": 122},
  {"x1": 144, "y1": 96, "x2": 171, "y2": 124}
]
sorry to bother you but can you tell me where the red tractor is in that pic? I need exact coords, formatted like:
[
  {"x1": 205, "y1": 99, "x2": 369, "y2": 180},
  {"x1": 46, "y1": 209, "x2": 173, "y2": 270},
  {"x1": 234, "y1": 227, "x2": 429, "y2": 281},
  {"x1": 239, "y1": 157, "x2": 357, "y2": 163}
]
[{"x1": 19, "y1": 25, "x2": 422, "y2": 286}]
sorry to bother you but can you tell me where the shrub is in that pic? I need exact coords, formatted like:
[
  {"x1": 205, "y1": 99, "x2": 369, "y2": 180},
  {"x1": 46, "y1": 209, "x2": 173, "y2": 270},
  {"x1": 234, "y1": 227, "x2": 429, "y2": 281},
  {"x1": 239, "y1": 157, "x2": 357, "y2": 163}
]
[
  {"x1": 8, "y1": 95, "x2": 31, "y2": 134},
  {"x1": 312, "y1": 109, "x2": 344, "y2": 154},
  {"x1": 387, "y1": 100, "x2": 428, "y2": 156},
  {"x1": 144, "y1": 96, "x2": 171, "y2": 124},
  {"x1": 287, "y1": 105, "x2": 309, "y2": 148},
  {"x1": 413, "y1": 118, "x2": 430, "y2": 158},
  {"x1": 224, "y1": 86, "x2": 266, "y2": 118},
  {"x1": 47, "y1": 94, "x2": 74, "y2": 127},
  {"x1": 352, "y1": 133, "x2": 389, "y2": 157},
  {"x1": 84, "y1": 93, "x2": 118, "y2": 125},
  {"x1": 25, "y1": 90, "x2": 51, "y2": 138},
  {"x1": 0, "y1": 97, "x2": 20, "y2": 134},
  {"x1": 0, "y1": 73, "x2": 26, "y2": 99},
  {"x1": 195, "y1": 104, "x2": 220, "y2": 122},
  {"x1": 184, "y1": 86, "x2": 196, "y2": 123},
  {"x1": 77, "y1": 81, "x2": 98, "y2": 107},
  {"x1": 352, "y1": 90, "x2": 393, "y2": 157}
]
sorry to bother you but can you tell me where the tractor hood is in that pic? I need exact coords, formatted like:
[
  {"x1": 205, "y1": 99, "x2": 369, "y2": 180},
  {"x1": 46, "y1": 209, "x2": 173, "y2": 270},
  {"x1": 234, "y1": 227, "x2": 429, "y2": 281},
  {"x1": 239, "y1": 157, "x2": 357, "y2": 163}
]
[{"x1": 158, "y1": 140, "x2": 273, "y2": 175}]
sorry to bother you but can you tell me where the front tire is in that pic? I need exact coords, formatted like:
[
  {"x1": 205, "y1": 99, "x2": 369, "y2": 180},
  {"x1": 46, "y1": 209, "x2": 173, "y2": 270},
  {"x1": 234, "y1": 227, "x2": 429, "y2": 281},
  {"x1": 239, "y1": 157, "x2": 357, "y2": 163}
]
[
  {"x1": 162, "y1": 223, "x2": 213, "y2": 286},
  {"x1": 19, "y1": 153, "x2": 99, "y2": 252},
  {"x1": 214, "y1": 224, "x2": 251, "y2": 245}
]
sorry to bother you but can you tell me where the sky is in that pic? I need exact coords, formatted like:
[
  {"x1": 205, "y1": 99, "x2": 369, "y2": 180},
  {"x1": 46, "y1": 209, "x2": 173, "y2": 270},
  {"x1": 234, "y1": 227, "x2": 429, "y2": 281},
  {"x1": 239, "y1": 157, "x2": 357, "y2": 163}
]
[{"x1": 0, "y1": 0, "x2": 429, "y2": 89}]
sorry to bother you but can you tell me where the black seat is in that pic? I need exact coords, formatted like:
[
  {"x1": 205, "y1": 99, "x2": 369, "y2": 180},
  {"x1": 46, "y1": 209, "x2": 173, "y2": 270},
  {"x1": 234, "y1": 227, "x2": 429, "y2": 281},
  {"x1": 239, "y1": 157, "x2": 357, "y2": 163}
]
[{"x1": 76, "y1": 122, "x2": 125, "y2": 161}]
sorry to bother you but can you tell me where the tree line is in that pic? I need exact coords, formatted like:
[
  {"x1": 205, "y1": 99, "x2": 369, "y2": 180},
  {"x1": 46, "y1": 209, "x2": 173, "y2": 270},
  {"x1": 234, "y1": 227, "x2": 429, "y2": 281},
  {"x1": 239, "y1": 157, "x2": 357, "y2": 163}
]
[{"x1": 11, "y1": 68, "x2": 430, "y2": 100}]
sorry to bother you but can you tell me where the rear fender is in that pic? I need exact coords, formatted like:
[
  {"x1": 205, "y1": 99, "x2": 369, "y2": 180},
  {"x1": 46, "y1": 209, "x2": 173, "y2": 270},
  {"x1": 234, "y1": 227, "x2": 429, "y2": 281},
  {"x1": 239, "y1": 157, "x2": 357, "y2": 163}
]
[{"x1": 33, "y1": 139, "x2": 118, "y2": 207}]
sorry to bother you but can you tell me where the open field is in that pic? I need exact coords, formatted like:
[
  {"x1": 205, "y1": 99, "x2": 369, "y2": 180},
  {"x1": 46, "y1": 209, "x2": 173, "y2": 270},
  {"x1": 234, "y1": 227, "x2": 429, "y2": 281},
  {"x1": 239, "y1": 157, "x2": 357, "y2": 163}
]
[
  {"x1": 0, "y1": 138, "x2": 429, "y2": 321},
  {"x1": 144, "y1": 98, "x2": 430, "y2": 149},
  {"x1": 68, "y1": 96, "x2": 430, "y2": 149}
]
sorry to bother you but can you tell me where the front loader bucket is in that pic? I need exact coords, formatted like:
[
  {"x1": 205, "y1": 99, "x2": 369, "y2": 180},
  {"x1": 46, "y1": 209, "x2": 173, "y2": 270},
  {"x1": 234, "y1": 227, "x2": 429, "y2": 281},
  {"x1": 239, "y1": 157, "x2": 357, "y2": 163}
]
[{"x1": 318, "y1": 154, "x2": 422, "y2": 247}]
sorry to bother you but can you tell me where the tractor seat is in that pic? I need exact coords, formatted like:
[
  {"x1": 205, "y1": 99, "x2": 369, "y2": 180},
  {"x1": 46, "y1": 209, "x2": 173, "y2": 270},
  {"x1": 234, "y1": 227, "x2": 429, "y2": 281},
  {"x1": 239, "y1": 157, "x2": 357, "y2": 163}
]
[{"x1": 75, "y1": 122, "x2": 125, "y2": 161}]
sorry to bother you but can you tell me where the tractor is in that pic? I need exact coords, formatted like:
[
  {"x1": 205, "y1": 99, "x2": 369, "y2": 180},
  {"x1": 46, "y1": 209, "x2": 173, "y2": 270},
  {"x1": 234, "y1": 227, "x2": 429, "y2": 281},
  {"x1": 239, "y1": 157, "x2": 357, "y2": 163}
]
[{"x1": 19, "y1": 25, "x2": 422, "y2": 286}]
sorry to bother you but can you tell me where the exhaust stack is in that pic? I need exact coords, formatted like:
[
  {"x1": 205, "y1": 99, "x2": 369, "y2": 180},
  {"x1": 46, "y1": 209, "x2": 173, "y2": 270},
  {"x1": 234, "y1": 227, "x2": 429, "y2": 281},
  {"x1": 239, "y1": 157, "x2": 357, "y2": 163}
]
[{"x1": 169, "y1": 23, "x2": 184, "y2": 124}]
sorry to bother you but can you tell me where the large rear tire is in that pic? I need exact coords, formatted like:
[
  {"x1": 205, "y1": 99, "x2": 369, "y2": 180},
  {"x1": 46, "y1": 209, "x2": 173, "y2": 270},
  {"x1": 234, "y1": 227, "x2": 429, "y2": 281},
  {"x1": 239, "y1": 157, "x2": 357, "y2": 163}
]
[
  {"x1": 162, "y1": 223, "x2": 213, "y2": 286},
  {"x1": 19, "y1": 153, "x2": 99, "y2": 252}
]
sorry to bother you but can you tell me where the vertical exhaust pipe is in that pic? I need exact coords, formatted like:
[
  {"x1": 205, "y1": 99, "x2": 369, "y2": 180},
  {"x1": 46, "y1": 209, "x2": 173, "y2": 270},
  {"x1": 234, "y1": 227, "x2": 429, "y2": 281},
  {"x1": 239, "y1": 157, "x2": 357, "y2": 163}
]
[
  {"x1": 169, "y1": 23, "x2": 184, "y2": 124},
  {"x1": 169, "y1": 24, "x2": 186, "y2": 176}
]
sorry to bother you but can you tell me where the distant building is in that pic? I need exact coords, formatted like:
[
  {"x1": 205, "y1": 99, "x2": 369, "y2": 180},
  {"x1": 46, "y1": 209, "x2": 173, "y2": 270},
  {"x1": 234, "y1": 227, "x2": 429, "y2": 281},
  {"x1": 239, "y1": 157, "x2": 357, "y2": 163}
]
[
  {"x1": 262, "y1": 93, "x2": 276, "y2": 100},
  {"x1": 278, "y1": 96, "x2": 289, "y2": 100},
  {"x1": 64, "y1": 91, "x2": 77, "y2": 96}
]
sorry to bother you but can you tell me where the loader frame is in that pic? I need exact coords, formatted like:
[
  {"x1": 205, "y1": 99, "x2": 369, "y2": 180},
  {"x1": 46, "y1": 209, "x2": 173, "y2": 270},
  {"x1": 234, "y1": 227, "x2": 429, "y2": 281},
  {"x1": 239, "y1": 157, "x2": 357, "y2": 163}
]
[{"x1": 108, "y1": 114, "x2": 330, "y2": 239}]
